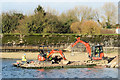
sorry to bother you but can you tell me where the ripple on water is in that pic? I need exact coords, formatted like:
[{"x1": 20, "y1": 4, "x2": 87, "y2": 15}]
[{"x1": 2, "y1": 59, "x2": 119, "y2": 78}]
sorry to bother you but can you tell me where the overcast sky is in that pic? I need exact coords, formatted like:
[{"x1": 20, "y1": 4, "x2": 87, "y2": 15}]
[{"x1": 0, "y1": 0, "x2": 119, "y2": 15}]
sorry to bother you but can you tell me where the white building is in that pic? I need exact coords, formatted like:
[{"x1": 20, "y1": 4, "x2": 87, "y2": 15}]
[{"x1": 116, "y1": 27, "x2": 120, "y2": 34}]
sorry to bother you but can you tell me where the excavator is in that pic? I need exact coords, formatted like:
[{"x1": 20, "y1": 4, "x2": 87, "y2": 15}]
[
  {"x1": 38, "y1": 46, "x2": 66, "y2": 62},
  {"x1": 72, "y1": 37, "x2": 104, "y2": 60},
  {"x1": 14, "y1": 47, "x2": 66, "y2": 67}
]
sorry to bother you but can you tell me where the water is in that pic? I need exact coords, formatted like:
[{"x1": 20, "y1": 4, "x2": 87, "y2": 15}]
[{"x1": 2, "y1": 59, "x2": 118, "y2": 78}]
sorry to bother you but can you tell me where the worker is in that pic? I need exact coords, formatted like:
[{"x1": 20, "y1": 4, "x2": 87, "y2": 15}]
[
  {"x1": 49, "y1": 55, "x2": 52, "y2": 61},
  {"x1": 74, "y1": 35, "x2": 79, "y2": 42},
  {"x1": 46, "y1": 51, "x2": 52, "y2": 60},
  {"x1": 46, "y1": 51, "x2": 49, "y2": 57},
  {"x1": 22, "y1": 53, "x2": 27, "y2": 61},
  {"x1": 75, "y1": 35, "x2": 79, "y2": 39},
  {"x1": 95, "y1": 47, "x2": 100, "y2": 57},
  {"x1": 75, "y1": 36, "x2": 78, "y2": 39}
]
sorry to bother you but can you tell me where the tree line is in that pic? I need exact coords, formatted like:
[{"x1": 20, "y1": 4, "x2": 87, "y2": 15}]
[{"x1": 1, "y1": 2, "x2": 118, "y2": 35}]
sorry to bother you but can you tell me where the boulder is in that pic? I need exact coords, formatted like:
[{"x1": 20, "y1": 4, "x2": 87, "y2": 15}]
[
  {"x1": 107, "y1": 56, "x2": 118, "y2": 68},
  {"x1": 61, "y1": 60, "x2": 70, "y2": 65}
]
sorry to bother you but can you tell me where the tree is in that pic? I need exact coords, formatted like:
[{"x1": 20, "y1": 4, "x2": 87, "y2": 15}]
[
  {"x1": 43, "y1": 13, "x2": 62, "y2": 33},
  {"x1": 102, "y1": 2, "x2": 117, "y2": 28},
  {"x1": 16, "y1": 16, "x2": 30, "y2": 35},
  {"x1": 29, "y1": 5, "x2": 47, "y2": 33},
  {"x1": 24, "y1": 5, "x2": 62, "y2": 33},
  {"x1": 46, "y1": 7, "x2": 59, "y2": 16},
  {"x1": 119, "y1": 2, "x2": 120, "y2": 24},
  {"x1": 70, "y1": 20, "x2": 101, "y2": 35},
  {"x1": 70, "y1": 22, "x2": 81, "y2": 33},
  {"x1": 34, "y1": 5, "x2": 45, "y2": 14},
  {"x1": 80, "y1": 20, "x2": 101, "y2": 35},
  {"x1": 0, "y1": 14, "x2": 2, "y2": 33},
  {"x1": 70, "y1": 6, "x2": 99, "y2": 22},
  {"x1": 32, "y1": 12, "x2": 46, "y2": 33},
  {"x1": 58, "y1": 11, "x2": 79, "y2": 33},
  {"x1": 2, "y1": 12, "x2": 24, "y2": 33}
]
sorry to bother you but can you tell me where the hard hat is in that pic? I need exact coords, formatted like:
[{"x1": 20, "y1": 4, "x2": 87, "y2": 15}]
[{"x1": 97, "y1": 44, "x2": 100, "y2": 46}]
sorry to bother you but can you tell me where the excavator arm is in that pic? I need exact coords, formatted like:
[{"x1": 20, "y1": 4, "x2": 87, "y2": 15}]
[
  {"x1": 72, "y1": 37, "x2": 92, "y2": 57},
  {"x1": 47, "y1": 49, "x2": 66, "y2": 60}
]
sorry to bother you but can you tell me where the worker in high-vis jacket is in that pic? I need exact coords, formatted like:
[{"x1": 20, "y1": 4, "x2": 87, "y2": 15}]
[
  {"x1": 95, "y1": 47, "x2": 100, "y2": 57},
  {"x1": 22, "y1": 54, "x2": 27, "y2": 61},
  {"x1": 46, "y1": 51, "x2": 52, "y2": 60}
]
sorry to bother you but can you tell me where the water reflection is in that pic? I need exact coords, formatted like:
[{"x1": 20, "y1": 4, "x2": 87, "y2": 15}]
[
  {"x1": 37, "y1": 69, "x2": 44, "y2": 72},
  {"x1": 2, "y1": 59, "x2": 118, "y2": 78}
]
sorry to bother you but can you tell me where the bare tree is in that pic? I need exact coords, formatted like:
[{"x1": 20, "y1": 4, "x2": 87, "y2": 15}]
[
  {"x1": 102, "y1": 2, "x2": 117, "y2": 28},
  {"x1": 72, "y1": 6, "x2": 90, "y2": 21},
  {"x1": 69, "y1": 6, "x2": 100, "y2": 22},
  {"x1": 0, "y1": 14, "x2": 2, "y2": 33},
  {"x1": 46, "y1": 6, "x2": 59, "y2": 16},
  {"x1": 118, "y1": 2, "x2": 120, "y2": 24}
]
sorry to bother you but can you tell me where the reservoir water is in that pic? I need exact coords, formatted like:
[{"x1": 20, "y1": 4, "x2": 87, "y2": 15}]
[{"x1": 2, "y1": 59, "x2": 118, "y2": 78}]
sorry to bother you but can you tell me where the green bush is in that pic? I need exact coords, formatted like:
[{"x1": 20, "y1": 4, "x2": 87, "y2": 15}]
[
  {"x1": 2, "y1": 35, "x2": 20, "y2": 44},
  {"x1": 2, "y1": 34, "x2": 119, "y2": 47}
]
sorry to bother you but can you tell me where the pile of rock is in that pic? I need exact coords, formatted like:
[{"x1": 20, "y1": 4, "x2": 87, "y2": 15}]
[{"x1": 106, "y1": 56, "x2": 119, "y2": 68}]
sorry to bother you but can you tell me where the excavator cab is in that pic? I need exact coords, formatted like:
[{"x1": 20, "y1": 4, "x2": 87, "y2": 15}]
[
  {"x1": 38, "y1": 49, "x2": 46, "y2": 61},
  {"x1": 38, "y1": 46, "x2": 49, "y2": 61},
  {"x1": 91, "y1": 45, "x2": 104, "y2": 60}
]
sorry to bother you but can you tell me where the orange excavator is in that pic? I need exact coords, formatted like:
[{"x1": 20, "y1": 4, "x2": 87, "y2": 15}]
[
  {"x1": 38, "y1": 48, "x2": 66, "y2": 61},
  {"x1": 47, "y1": 49, "x2": 66, "y2": 60},
  {"x1": 72, "y1": 37, "x2": 104, "y2": 60}
]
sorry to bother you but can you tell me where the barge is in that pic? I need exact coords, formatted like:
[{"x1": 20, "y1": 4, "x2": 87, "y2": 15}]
[{"x1": 13, "y1": 60, "x2": 96, "y2": 69}]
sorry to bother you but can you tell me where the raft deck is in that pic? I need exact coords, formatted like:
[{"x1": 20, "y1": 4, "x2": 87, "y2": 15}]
[{"x1": 13, "y1": 62, "x2": 96, "y2": 69}]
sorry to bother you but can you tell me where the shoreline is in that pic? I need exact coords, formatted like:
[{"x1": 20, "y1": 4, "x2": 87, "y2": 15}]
[
  {"x1": 1, "y1": 51, "x2": 118, "y2": 60},
  {"x1": 1, "y1": 52, "x2": 119, "y2": 68},
  {"x1": 1, "y1": 52, "x2": 91, "y2": 61},
  {"x1": 1, "y1": 52, "x2": 39, "y2": 60}
]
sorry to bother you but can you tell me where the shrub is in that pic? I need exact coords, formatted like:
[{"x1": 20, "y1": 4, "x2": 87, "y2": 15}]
[
  {"x1": 100, "y1": 29, "x2": 115, "y2": 34},
  {"x1": 70, "y1": 20, "x2": 101, "y2": 35}
]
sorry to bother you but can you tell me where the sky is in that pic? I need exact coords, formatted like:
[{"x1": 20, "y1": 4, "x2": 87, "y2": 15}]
[{"x1": 0, "y1": 0, "x2": 119, "y2": 15}]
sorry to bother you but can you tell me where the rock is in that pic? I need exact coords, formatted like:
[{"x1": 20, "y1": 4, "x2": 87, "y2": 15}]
[
  {"x1": 61, "y1": 60, "x2": 70, "y2": 65},
  {"x1": 115, "y1": 64, "x2": 118, "y2": 68},
  {"x1": 110, "y1": 62, "x2": 117, "y2": 68},
  {"x1": 28, "y1": 64, "x2": 35, "y2": 67},
  {"x1": 107, "y1": 56, "x2": 118, "y2": 68}
]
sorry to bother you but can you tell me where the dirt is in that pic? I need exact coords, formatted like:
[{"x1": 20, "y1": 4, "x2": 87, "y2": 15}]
[
  {"x1": 2, "y1": 51, "x2": 119, "y2": 68},
  {"x1": 1, "y1": 51, "x2": 118, "y2": 61},
  {"x1": 1, "y1": 52, "x2": 39, "y2": 60},
  {"x1": 64, "y1": 52, "x2": 90, "y2": 62}
]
